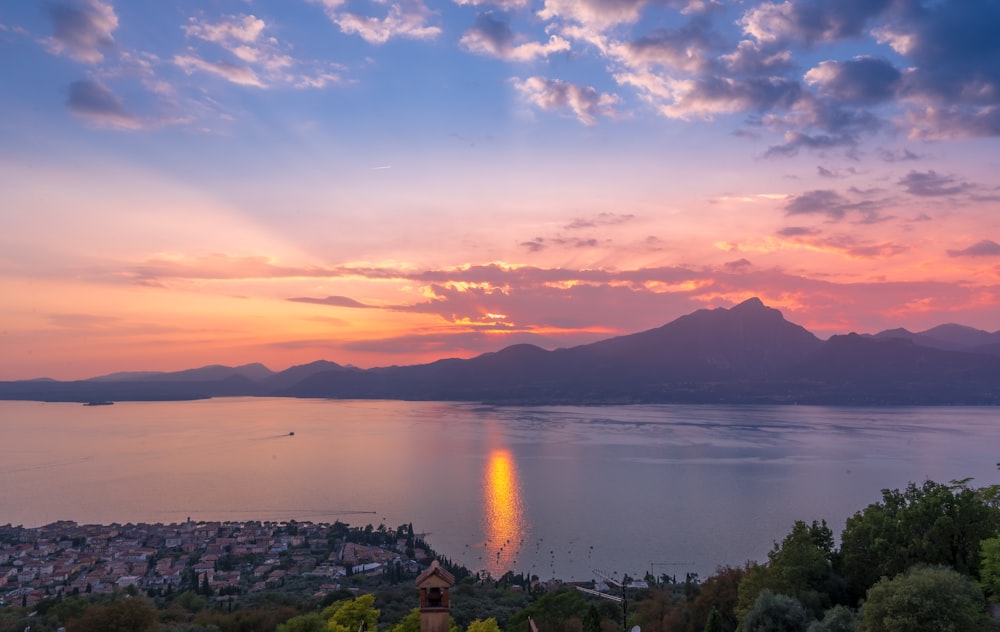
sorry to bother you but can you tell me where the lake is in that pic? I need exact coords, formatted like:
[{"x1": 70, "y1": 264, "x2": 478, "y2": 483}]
[{"x1": 1, "y1": 398, "x2": 998, "y2": 582}]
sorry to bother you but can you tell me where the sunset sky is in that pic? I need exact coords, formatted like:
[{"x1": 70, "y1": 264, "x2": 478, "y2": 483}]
[{"x1": 1, "y1": 0, "x2": 999, "y2": 380}]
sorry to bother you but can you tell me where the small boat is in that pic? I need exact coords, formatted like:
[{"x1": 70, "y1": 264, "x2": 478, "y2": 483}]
[
  {"x1": 83, "y1": 401, "x2": 114, "y2": 406},
  {"x1": 288, "y1": 431, "x2": 295, "y2": 436}
]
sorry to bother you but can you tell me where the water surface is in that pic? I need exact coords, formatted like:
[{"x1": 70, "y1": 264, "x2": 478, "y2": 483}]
[{"x1": 1, "y1": 399, "x2": 997, "y2": 581}]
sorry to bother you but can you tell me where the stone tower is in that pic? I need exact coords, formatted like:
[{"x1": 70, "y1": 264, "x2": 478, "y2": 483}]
[{"x1": 416, "y1": 560, "x2": 455, "y2": 632}]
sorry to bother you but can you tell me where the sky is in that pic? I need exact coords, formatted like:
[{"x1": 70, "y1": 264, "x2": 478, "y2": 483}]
[{"x1": 1, "y1": 0, "x2": 999, "y2": 380}]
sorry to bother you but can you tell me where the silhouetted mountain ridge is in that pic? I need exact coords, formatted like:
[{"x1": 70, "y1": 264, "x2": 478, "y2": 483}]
[{"x1": 3, "y1": 298, "x2": 999, "y2": 405}]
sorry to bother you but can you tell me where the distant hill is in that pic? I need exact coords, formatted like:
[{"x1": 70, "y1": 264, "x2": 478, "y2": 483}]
[
  {"x1": 869, "y1": 324, "x2": 1000, "y2": 354},
  {"x1": 91, "y1": 363, "x2": 275, "y2": 382},
  {"x1": 2, "y1": 298, "x2": 999, "y2": 405}
]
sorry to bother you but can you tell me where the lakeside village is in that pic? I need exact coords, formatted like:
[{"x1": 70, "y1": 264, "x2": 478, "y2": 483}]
[
  {"x1": 0, "y1": 519, "x2": 571, "y2": 610},
  {"x1": 1, "y1": 519, "x2": 436, "y2": 608}
]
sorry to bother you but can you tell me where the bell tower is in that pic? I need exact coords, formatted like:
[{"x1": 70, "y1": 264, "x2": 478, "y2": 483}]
[{"x1": 416, "y1": 560, "x2": 455, "y2": 632}]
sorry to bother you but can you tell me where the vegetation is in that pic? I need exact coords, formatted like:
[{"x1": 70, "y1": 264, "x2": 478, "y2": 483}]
[
  {"x1": 3, "y1": 472, "x2": 999, "y2": 632},
  {"x1": 857, "y1": 565, "x2": 993, "y2": 632},
  {"x1": 740, "y1": 591, "x2": 810, "y2": 632}
]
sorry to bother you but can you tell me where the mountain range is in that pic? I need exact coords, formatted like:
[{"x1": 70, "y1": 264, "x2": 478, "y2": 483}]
[{"x1": 3, "y1": 298, "x2": 1000, "y2": 405}]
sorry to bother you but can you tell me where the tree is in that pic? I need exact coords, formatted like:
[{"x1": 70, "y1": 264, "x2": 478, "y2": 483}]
[
  {"x1": 583, "y1": 605, "x2": 602, "y2": 632},
  {"x1": 467, "y1": 618, "x2": 503, "y2": 632},
  {"x1": 277, "y1": 612, "x2": 327, "y2": 632},
  {"x1": 66, "y1": 597, "x2": 159, "y2": 632},
  {"x1": 857, "y1": 565, "x2": 993, "y2": 632},
  {"x1": 737, "y1": 521, "x2": 842, "y2": 619},
  {"x1": 739, "y1": 591, "x2": 810, "y2": 632},
  {"x1": 704, "y1": 608, "x2": 724, "y2": 632},
  {"x1": 689, "y1": 565, "x2": 746, "y2": 632},
  {"x1": 326, "y1": 594, "x2": 381, "y2": 632},
  {"x1": 508, "y1": 589, "x2": 587, "y2": 632},
  {"x1": 387, "y1": 608, "x2": 422, "y2": 632},
  {"x1": 839, "y1": 480, "x2": 999, "y2": 598},
  {"x1": 981, "y1": 536, "x2": 1000, "y2": 598},
  {"x1": 805, "y1": 606, "x2": 857, "y2": 632}
]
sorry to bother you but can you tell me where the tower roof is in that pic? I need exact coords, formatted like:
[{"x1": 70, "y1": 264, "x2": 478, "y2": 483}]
[{"x1": 416, "y1": 560, "x2": 455, "y2": 588}]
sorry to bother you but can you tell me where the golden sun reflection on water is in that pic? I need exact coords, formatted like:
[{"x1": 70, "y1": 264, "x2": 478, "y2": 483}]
[{"x1": 482, "y1": 449, "x2": 527, "y2": 578}]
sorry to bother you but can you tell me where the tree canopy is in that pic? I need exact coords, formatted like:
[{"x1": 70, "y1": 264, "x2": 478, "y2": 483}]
[
  {"x1": 737, "y1": 521, "x2": 843, "y2": 619},
  {"x1": 739, "y1": 590, "x2": 810, "y2": 632},
  {"x1": 839, "y1": 480, "x2": 999, "y2": 596},
  {"x1": 857, "y1": 565, "x2": 993, "y2": 632}
]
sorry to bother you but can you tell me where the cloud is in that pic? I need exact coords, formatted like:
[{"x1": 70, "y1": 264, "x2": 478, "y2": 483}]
[
  {"x1": 873, "y1": 1, "x2": 1000, "y2": 138},
  {"x1": 536, "y1": 2, "x2": 912, "y2": 152},
  {"x1": 617, "y1": 18, "x2": 717, "y2": 74},
  {"x1": 817, "y1": 166, "x2": 860, "y2": 178},
  {"x1": 947, "y1": 240, "x2": 1000, "y2": 258},
  {"x1": 724, "y1": 258, "x2": 753, "y2": 270},
  {"x1": 676, "y1": 75, "x2": 802, "y2": 118},
  {"x1": 454, "y1": 0, "x2": 530, "y2": 9},
  {"x1": 288, "y1": 296, "x2": 376, "y2": 308},
  {"x1": 122, "y1": 255, "x2": 344, "y2": 285},
  {"x1": 177, "y1": 14, "x2": 342, "y2": 89},
  {"x1": 174, "y1": 54, "x2": 264, "y2": 87},
  {"x1": 719, "y1": 40, "x2": 794, "y2": 76},
  {"x1": 898, "y1": 170, "x2": 974, "y2": 197},
  {"x1": 784, "y1": 189, "x2": 886, "y2": 223},
  {"x1": 777, "y1": 226, "x2": 819, "y2": 237},
  {"x1": 65, "y1": 79, "x2": 143, "y2": 130},
  {"x1": 512, "y1": 76, "x2": 620, "y2": 125},
  {"x1": 323, "y1": 0, "x2": 441, "y2": 44},
  {"x1": 538, "y1": 0, "x2": 653, "y2": 31},
  {"x1": 518, "y1": 236, "x2": 608, "y2": 252},
  {"x1": 804, "y1": 56, "x2": 901, "y2": 104},
  {"x1": 105, "y1": 253, "x2": 1000, "y2": 350},
  {"x1": 44, "y1": 0, "x2": 117, "y2": 63},
  {"x1": 900, "y1": 105, "x2": 1000, "y2": 141},
  {"x1": 564, "y1": 212, "x2": 635, "y2": 230},
  {"x1": 762, "y1": 99, "x2": 880, "y2": 156},
  {"x1": 806, "y1": 234, "x2": 907, "y2": 259},
  {"x1": 878, "y1": 148, "x2": 920, "y2": 162},
  {"x1": 182, "y1": 14, "x2": 266, "y2": 44},
  {"x1": 460, "y1": 13, "x2": 570, "y2": 61},
  {"x1": 740, "y1": 0, "x2": 893, "y2": 46}
]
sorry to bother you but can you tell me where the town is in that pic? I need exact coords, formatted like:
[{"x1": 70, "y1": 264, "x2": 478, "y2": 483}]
[{"x1": 0, "y1": 518, "x2": 432, "y2": 609}]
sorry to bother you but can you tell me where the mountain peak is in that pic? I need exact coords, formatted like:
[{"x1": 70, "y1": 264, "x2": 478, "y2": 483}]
[{"x1": 733, "y1": 296, "x2": 765, "y2": 310}]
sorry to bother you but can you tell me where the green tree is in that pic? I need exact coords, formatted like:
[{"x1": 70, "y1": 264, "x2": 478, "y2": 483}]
[
  {"x1": 50, "y1": 597, "x2": 90, "y2": 626},
  {"x1": 981, "y1": 536, "x2": 1000, "y2": 598},
  {"x1": 277, "y1": 612, "x2": 328, "y2": 632},
  {"x1": 738, "y1": 521, "x2": 841, "y2": 619},
  {"x1": 387, "y1": 608, "x2": 421, "y2": 632},
  {"x1": 704, "y1": 608, "x2": 724, "y2": 632},
  {"x1": 508, "y1": 589, "x2": 587, "y2": 632},
  {"x1": 583, "y1": 605, "x2": 602, "y2": 632},
  {"x1": 839, "y1": 480, "x2": 998, "y2": 597},
  {"x1": 739, "y1": 591, "x2": 810, "y2": 632},
  {"x1": 857, "y1": 565, "x2": 993, "y2": 632},
  {"x1": 467, "y1": 618, "x2": 503, "y2": 632},
  {"x1": 327, "y1": 594, "x2": 381, "y2": 632},
  {"x1": 805, "y1": 606, "x2": 857, "y2": 632}
]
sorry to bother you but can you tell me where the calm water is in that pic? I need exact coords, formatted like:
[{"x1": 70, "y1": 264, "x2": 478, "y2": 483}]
[{"x1": 1, "y1": 398, "x2": 998, "y2": 582}]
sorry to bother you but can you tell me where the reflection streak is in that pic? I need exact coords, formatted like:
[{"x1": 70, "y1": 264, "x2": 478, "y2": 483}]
[{"x1": 483, "y1": 449, "x2": 527, "y2": 577}]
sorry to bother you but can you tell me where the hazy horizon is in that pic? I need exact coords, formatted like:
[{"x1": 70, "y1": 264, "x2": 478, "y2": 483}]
[
  {"x1": 10, "y1": 297, "x2": 1000, "y2": 383},
  {"x1": 2, "y1": 0, "x2": 999, "y2": 381}
]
